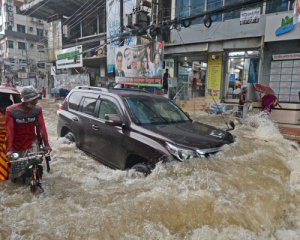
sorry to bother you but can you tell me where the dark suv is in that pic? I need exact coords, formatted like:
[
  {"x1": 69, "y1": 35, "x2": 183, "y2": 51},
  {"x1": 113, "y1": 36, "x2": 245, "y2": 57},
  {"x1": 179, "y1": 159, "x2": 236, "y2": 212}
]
[{"x1": 57, "y1": 86, "x2": 234, "y2": 174}]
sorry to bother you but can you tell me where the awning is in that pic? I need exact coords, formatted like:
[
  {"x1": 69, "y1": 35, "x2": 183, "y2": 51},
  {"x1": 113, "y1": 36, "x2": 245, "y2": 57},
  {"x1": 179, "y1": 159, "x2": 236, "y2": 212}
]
[{"x1": 83, "y1": 56, "x2": 106, "y2": 68}]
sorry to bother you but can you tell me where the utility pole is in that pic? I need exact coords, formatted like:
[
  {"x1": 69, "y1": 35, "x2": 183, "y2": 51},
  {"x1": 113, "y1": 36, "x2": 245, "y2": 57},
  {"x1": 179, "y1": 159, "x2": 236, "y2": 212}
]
[{"x1": 120, "y1": 0, "x2": 123, "y2": 46}]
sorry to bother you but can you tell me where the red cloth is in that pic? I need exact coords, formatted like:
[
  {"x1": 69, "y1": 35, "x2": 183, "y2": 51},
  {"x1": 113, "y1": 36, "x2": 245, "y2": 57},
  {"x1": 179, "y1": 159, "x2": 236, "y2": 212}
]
[
  {"x1": 262, "y1": 94, "x2": 277, "y2": 113},
  {"x1": 5, "y1": 104, "x2": 49, "y2": 152},
  {"x1": 239, "y1": 91, "x2": 245, "y2": 105},
  {"x1": 41, "y1": 89, "x2": 46, "y2": 97},
  {"x1": 192, "y1": 78, "x2": 197, "y2": 89}
]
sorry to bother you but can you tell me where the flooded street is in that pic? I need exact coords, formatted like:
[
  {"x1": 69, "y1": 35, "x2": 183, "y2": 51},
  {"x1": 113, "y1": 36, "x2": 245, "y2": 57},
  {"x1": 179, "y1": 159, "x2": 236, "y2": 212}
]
[{"x1": 1, "y1": 101, "x2": 300, "y2": 239}]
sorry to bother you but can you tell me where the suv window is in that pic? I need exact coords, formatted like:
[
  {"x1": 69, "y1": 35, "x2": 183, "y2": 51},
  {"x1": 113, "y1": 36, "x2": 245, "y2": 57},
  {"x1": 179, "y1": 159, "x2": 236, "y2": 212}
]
[
  {"x1": 81, "y1": 97, "x2": 97, "y2": 115},
  {"x1": 68, "y1": 92, "x2": 85, "y2": 111},
  {"x1": 99, "y1": 100, "x2": 121, "y2": 119}
]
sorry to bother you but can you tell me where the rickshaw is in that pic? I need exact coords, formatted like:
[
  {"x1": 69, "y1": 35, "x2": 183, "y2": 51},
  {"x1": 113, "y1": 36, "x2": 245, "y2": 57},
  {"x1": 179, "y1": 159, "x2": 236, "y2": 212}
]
[{"x1": 0, "y1": 85, "x2": 50, "y2": 193}]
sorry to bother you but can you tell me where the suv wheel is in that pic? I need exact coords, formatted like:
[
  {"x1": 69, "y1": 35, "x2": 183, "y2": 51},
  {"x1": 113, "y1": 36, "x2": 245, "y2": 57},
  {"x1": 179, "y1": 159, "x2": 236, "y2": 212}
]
[
  {"x1": 65, "y1": 132, "x2": 75, "y2": 142},
  {"x1": 132, "y1": 163, "x2": 152, "y2": 176}
]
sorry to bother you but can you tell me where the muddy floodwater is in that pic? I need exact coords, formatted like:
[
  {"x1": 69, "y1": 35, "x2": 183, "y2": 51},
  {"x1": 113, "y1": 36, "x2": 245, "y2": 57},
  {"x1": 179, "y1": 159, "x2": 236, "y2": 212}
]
[{"x1": 1, "y1": 101, "x2": 300, "y2": 239}]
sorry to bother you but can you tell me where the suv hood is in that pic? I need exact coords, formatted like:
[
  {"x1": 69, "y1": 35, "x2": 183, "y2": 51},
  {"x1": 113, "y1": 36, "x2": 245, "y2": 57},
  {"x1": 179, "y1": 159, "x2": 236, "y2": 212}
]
[{"x1": 142, "y1": 121, "x2": 234, "y2": 150}]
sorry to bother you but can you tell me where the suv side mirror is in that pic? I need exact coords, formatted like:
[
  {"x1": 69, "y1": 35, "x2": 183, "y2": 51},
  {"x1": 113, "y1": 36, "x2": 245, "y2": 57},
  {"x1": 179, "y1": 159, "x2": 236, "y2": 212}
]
[{"x1": 105, "y1": 114, "x2": 123, "y2": 126}]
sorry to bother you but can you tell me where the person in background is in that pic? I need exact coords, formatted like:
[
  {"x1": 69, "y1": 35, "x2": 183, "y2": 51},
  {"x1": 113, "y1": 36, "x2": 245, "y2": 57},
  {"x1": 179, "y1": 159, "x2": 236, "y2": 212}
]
[
  {"x1": 41, "y1": 87, "x2": 46, "y2": 98},
  {"x1": 191, "y1": 70, "x2": 198, "y2": 97},
  {"x1": 5, "y1": 86, "x2": 52, "y2": 181},
  {"x1": 259, "y1": 89, "x2": 280, "y2": 113},
  {"x1": 163, "y1": 69, "x2": 170, "y2": 93},
  {"x1": 239, "y1": 85, "x2": 252, "y2": 117}
]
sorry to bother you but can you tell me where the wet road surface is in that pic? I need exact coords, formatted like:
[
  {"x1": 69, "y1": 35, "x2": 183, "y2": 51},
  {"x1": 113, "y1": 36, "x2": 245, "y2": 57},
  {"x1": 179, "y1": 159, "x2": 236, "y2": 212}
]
[{"x1": 0, "y1": 101, "x2": 300, "y2": 239}]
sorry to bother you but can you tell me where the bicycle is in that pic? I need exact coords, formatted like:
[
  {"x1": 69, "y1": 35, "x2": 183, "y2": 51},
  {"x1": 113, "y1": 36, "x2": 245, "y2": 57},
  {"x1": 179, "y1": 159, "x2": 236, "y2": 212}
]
[{"x1": 9, "y1": 151, "x2": 50, "y2": 193}]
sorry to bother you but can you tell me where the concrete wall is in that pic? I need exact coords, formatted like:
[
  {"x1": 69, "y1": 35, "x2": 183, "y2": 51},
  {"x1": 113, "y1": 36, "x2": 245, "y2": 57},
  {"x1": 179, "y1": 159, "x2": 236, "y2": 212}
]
[{"x1": 170, "y1": 16, "x2": 266, "y2": 45}]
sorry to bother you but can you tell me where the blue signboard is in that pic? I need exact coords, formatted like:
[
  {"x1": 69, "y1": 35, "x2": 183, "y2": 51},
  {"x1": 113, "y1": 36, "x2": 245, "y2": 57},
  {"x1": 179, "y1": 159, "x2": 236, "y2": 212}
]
[{"x1": 230, "y1": 74, "x2": 235, "y2": 82}]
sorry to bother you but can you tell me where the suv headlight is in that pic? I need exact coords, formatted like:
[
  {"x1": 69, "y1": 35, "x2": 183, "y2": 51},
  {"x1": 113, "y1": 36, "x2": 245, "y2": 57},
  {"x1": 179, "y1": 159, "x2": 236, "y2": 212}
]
[{"x1": 166, "y1": 142, "x2": 199, "y2": 161}]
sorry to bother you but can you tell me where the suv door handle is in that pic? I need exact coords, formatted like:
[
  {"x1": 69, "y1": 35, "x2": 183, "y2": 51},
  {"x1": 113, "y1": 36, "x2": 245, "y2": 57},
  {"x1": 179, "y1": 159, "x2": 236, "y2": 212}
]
[
  {"x1": 72, "y1": 117, "x2": 79, "y2": 122},
  {"x1": 92, "y1": 124, "x2": 99, "y2": 130}
]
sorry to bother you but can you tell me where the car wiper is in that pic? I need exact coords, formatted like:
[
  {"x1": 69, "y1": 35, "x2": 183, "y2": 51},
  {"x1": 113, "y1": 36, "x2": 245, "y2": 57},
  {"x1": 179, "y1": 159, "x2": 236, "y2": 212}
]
[
  {"x1": 124, "y1": 99, "x2": 142, "y2": 125},
  {"x1": 138, "y1": 100, "x2": 169, "y2": 124}
]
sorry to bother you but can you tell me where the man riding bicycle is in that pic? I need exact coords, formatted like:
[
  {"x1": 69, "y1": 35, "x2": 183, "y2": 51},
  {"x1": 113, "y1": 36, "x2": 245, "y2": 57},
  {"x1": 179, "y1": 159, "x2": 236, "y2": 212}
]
[{"x1": 6, "y1": 86, "x2": 52, "y2": 181}]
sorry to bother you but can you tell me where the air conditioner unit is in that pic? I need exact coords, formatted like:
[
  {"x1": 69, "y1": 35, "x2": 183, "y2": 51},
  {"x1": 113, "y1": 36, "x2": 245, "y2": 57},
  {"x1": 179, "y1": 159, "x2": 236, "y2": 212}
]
[
  {"x1": 29, "y1": 27, "x2": 33, "y2": 31},
  {"x1": 31, "y1": 17, "x2": 35, "y2": 22},
  {"x1": 30, "y1": 43, "x2": 34, "y2": 48},
  {"x1": 38, "y1": 20, "x2": 44, "y2": 25}
]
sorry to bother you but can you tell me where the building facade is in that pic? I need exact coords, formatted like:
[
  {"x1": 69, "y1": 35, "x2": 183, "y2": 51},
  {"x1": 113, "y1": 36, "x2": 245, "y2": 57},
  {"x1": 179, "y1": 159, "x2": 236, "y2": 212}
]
[{"x1": 0, "y1": 0, "x2": 49, "y2": 88}]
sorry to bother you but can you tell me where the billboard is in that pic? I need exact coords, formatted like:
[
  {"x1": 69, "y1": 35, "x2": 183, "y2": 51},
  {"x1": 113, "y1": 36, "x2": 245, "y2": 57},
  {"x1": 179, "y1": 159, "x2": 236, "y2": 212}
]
[
  {"x1": 115, "y1": 41, "x2": 164, "y2": 87},
  {"x1": 106, "y1": 0, "x2": 137, "y2": 73},
  {"x1": 55, "y1": 45, "x2": 83, "y2": 69}
]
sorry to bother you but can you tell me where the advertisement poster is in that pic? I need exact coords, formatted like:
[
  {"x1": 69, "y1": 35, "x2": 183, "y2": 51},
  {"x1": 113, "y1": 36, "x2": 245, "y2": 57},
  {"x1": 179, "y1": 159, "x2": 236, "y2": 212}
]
[
  {"x1": 106, "y1": 0, "x2": 137, "y2": 73},
  {"x1": 270, "y1": 53, "x2": 300, "y2": 102},
  {"x1": 55, "y1": 45, "x2": 82, "y2": 69},
  {"x1": 115, "y1": 41, "x2": 164, "y2": 87},
  {"x1": 206, "y1": 54, "x2": 222, "y2": 99},
  {"x1": 248, "y1": 58, "x2": 259, "y2": 83}
]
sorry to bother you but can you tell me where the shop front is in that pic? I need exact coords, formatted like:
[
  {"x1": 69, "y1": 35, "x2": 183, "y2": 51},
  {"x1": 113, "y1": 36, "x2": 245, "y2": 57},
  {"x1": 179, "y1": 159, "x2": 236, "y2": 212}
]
[
  {"x1": 263, "y1": 12, "x2": 300, "y2": 124},
  {"x1": 224, "y1": 50, "x2": 261, "y2": 99}
]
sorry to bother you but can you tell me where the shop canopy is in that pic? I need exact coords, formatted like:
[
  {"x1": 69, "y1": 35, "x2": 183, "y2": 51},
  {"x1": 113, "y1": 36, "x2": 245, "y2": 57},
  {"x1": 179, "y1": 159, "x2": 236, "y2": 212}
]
[{"x1": 19, "y1": 0, "x2": 91, "y2": 20}]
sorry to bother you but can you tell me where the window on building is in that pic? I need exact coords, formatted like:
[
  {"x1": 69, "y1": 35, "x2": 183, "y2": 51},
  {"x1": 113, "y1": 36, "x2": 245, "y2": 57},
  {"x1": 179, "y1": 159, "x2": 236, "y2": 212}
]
[
  {"x1": 16, "y1": 6, "x2": 21, "y2": 14},
  {"x1": 289, "y1": 0, "x2": 295, "y2": 10},
  {"x1": 37, "y1": 28, "x2": 44, "y2": 36},
  {"x1": 176, "y1": 0, "x2": 205, "y2": 25},
  {"x1": 225, "y1": 0, "x2": 263, "y2": 21},
  {"x1": 7, "y1": 40, "x2": 13, "y2": 49},
  {"x1": 266, "y1": 0, "x2": 289, "y2": 14},
  {"x1": 1, "y1": 43, "x2": 4, "y2": 51},
  {"x1": 17, "y1": 24, "x2": 25, "y2": 33},
  {"x1": 0, "y1": 25, "x2": 2, "y2": 32},
  {"x1": 19, "y1": 59, "x2": 27, "y2": 65},
  {"x1": 0, "y1": 6, "x2": 2, "y2": 16},
  {"x1": 207, "y1": 0, "x2": 223, "y2": 22},
  {"x1": 7, "y1": 25, "x2": 12, "y2": 31},
  {"x1": 18, "y1": 42, "x2": 26, "y2": 50},
  {"x1": 38, "y1": 45, "x2": 45, "y2": 52}
]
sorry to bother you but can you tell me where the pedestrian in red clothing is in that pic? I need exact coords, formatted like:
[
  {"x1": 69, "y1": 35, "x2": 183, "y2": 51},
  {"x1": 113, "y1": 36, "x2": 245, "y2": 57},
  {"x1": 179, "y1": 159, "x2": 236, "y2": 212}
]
[
  {"x1": 41, "y1": 87, "x2": 46, "y2": 98},
  {"x1": 5, "y1": 86, "x2": 52, "y2": 180}
]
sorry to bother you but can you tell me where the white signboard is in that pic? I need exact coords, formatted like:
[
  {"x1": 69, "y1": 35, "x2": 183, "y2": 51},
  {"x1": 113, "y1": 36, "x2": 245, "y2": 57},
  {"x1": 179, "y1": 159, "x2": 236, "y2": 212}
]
[
  {"x1": 55, "y1": 45, "x2": 83, "y2": 69},
  {"x1": 51, "y1": 66, "x2": 56, "y2": 75},
  {"x1": 240, "y1": 8, "x2": 260, "y2": 25},
  {"x1": 6, "y1": 0, "x2": 14, "y2": 28}
]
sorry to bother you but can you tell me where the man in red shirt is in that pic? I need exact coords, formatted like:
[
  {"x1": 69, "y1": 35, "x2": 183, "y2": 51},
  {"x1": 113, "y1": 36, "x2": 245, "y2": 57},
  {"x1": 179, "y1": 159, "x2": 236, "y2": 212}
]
[
  {"x1": 239, "y1": 85, "x2": 252, "y2": 118},
  {"x1": 6, "y1": 86, "x2": 52, "y2": 180}
]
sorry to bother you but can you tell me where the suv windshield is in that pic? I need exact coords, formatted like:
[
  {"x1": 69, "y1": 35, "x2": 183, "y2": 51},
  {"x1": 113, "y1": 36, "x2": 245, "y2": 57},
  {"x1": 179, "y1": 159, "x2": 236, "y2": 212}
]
[{"x1": 124, "y1": 97, "x2": 190, "y2": 125}]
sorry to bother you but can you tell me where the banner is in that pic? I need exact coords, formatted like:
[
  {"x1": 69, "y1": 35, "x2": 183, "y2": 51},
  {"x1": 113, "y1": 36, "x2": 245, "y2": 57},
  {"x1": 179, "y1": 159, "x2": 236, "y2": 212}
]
[
  {"x1": 206, "y1": 54, "x2": 222, "y2": 99},
  {"x1": 248, "y1": 58, "x2": 260, "y2": 83},
  {"x1": 56, "y1": 45, "x2": 83, "y2": 69},
  {"x1": 240, "y1": 7, "x2": 260, "y2": 25},
  {"x1": 106, "y1": 0, "x2": 137, "y2": 73},
  {"x1": 115, "y1": 41, "x2": 164, "y2": 87}
]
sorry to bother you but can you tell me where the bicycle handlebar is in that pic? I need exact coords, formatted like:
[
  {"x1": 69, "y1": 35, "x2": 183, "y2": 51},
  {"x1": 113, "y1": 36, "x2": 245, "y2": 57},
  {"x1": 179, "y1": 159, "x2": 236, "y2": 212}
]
[{"x1": 8, "y1": 152, "x2": 50, "y2": 163}]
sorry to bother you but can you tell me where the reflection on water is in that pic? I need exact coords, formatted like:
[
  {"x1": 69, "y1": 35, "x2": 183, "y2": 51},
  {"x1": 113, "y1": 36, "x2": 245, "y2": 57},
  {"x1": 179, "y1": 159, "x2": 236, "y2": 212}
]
[{"x1": 0, "y1": 102, "x2": 300, "y2": 239}]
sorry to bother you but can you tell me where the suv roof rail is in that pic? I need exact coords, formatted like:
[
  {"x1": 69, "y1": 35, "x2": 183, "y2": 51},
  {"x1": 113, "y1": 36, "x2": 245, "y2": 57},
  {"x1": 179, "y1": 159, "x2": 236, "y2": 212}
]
[
  {"x1": 111, "y1": 88, "x2": 151, "y2": 94},
  {"x1": 75, "y1": 86, "x2": 109, "y2": 92}
]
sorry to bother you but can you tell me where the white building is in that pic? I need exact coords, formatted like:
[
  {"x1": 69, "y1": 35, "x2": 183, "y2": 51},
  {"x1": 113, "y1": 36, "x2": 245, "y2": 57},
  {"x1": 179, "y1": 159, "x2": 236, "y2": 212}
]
[{"x1": 0, "y1": 0, "x2": 48, "y2": 83}]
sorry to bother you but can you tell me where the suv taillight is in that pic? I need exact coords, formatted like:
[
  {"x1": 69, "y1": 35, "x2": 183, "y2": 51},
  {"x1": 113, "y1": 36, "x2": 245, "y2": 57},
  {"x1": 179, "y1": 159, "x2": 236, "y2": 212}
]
[{"x1": 57, "y1": 102, "x2": 64, "y2": 117}]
